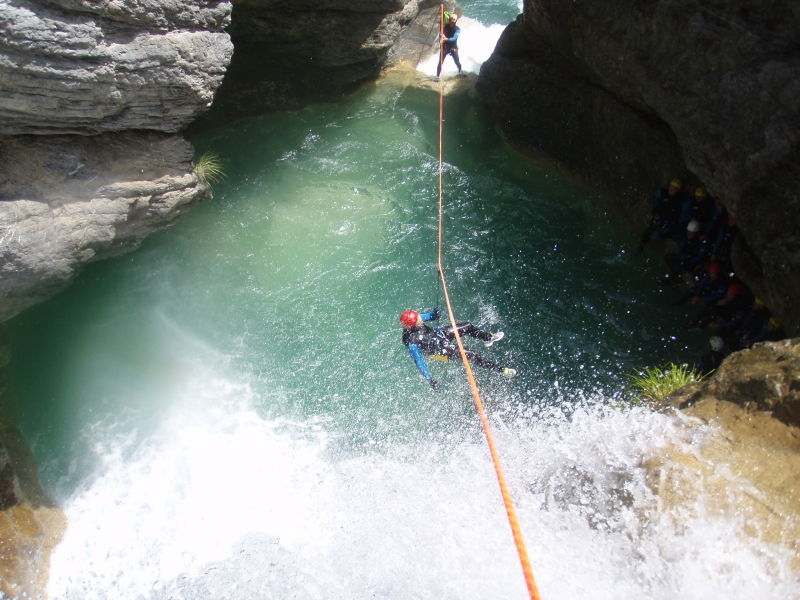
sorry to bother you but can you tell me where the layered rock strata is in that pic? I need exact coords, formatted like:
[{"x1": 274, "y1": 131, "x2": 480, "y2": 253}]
[
  {"x1": 1, "y1": 0, "x2": 233, "y2": 134},
  {"x1": 477, "y1": 0, "x2": 800, "y2": 334},
  {"x1": 191, "y1": 0, "x2": 423, "y2": 129},
  {"x1": 0, "y1": 0, "x2": 233, "y2": 321},
  {"x1": 1, "y1": 3, "x2": 232, "y2": 591},
  {"x1": 0, "y1": 132, "x2": 208, "y2": 322}
]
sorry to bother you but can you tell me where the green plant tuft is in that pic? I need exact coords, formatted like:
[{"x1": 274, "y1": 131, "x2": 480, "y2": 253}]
[
  {"x1": 194, "y1": 151, "x2": 225, "y2": 188},
  {"x1": 626, "y1": 362, "x2": 706, "y2": 405}
]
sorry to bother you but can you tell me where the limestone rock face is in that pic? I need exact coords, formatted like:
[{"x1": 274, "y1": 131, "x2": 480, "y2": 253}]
[
  {"x1": 643, "y1": 339, "x2": 800, "y2": 567},
  {"x1": 0, "y1": 0, "x2": 232, "y2": 321},
  {"x1": 0, "y1": 0, "x2": 233, "y2": 135},
  {"x1": 477, "y1": 1, "x2": 800, "y2": 334},
  {"x1": 644, "y1": 397, "x2": 800, "y2": 569},
  {"x1": 192, "y1": 0, "x2": 421, "y2": 128},
  {"x1": 0, "y1": 132, "x2": 209, "y2": 322},
  {"x1": 0, "y1": 414, "x2": 67, "y2": 599},
  {"x1": 703, "y1": 338, "x2": 800, "y2": 426},
  {"x1": 668, "y1": 338, "x2": 800, "y2": 426}
]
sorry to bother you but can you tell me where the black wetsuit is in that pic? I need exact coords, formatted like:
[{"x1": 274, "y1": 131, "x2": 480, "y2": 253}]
[
  {"x1": 638, "y1": 188, "x2": 687, "y2": 251},
  {"x1": 403, "y1": 322, "x2": 504, "y2": 380},
  {"x1": 437, "y1": 22, "x2": 462, "y2": 76}
]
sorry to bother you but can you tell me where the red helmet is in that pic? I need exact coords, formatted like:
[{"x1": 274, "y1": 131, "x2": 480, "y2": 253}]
[
  {"x1": 400, "y1": 310, "x2": 420, "y2": 329},
  {"x1": 708, "y1": 261, "x2": 722, "y2": 275},
  {"x1": 727, "y1": 283, "x2": 744, "y2": 296}
]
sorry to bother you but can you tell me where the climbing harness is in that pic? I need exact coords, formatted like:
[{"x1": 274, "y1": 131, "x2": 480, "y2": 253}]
[{"x1": 434, "y1": 5, "x2": 541, "y2": 599}]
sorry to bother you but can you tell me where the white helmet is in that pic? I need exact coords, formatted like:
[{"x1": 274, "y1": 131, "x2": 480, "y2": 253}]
[
  {"x1": 687, "y1": 220, "x2": 701, "y2": 233},
  {"x1": 709, "y1": 336, "x2": 724, "y2": 351}
]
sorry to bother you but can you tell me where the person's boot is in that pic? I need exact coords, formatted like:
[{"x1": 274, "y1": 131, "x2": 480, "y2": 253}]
[{"x1": 484, "y1": 332, "x2": 505, "y2": 347}]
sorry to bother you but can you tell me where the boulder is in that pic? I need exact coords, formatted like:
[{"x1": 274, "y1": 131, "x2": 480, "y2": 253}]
[
  {"x1": 0, "y1": 132, "x2": 209, "y2": 322},
  {"x1": 0, "y1": 0, "x2": 233, "y2": 321},
  {"x1": 0, "y1": 407, "x2": 67, "y2": 599},
  {"x1": 700, "y1": 338, "x2": 800, "y2": 426}
]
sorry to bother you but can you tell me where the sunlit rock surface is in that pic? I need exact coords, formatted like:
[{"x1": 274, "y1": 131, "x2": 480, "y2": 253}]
[
  {"x1": 0, "y1": 0, "x2": 232, "y2": 322},
  {"x1": 645, "y1": 338, "x2": 800, "y2": 567},
  {"x1": 0, "y1": 132, "x2": 209, "y2": 322},
  {"x1": 669, "y1": 338, "x2": 800, "y2": 427},
  {"x1": 646, "y1": 397, "x2": 800, "y2": 569},
  {"x1": 0, "y1": 0, "x2": 233, "y2": 135},
  {"x1": 0, "y1": 412, "x2": 67, "y2": 599},
  {"x1": 478, "y1": 0, "x2": 800, "y2": 334}
]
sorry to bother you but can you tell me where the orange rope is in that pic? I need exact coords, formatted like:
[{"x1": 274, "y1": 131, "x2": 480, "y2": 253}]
[{"x1": 436, "y1": 5, "x2": 540, "y2": 599}]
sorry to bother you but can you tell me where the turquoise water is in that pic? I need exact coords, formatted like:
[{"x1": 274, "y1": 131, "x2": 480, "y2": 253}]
[
  {"x1": 2, "y1": 38, "x2": 795, "y2": 600},
  {"x1": 6, "y1": 81, "x2": 696, "y2": 478},
  {"x1": 459, "y1": 0, "x2": 522, "y2": 25}
]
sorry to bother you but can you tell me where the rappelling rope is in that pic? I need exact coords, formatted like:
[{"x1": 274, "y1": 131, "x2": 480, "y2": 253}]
[{"x1": 435, "y1": 5, "x2": 541, "y2": 599}]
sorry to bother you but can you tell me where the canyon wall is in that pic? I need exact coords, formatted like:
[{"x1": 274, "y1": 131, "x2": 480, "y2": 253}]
[
  {"x1": 0, "y1": 0, "x2": 234, "y2": 322},
  {"x1": 477, "y1": 0, "x2": 800, "y2": 334},
  {"x1": 191, "y1": 0, "x2": 424, "y2": 129}
]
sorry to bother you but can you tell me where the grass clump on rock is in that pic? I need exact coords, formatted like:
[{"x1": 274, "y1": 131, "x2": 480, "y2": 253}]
[
  {"x1": 627, "y1": 363, "x2": 706, "y2": 405},
  {"x1": 194, "y1": 151, "x2": 225, "y2": 188}
]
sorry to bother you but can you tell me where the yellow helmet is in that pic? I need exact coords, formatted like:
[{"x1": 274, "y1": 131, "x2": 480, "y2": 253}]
[
  {"x1": 670, "y1": 178, "x2": 683, "y2": 189},
  {"x1": 695, "y1": 186, "x2": 707, "y2": 198}
]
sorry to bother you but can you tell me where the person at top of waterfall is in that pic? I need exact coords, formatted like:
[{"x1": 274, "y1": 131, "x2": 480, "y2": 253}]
[
  {"x1": 435, "y1": 12, "x2": 467, "y2": 81},
  {"x1": 400, "y1": 308, "x2": 515, "y2": 390}
]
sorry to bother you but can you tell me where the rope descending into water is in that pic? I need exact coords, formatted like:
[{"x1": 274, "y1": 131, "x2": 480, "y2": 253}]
[{"x1": 435, "y1": 5, "x2": 541, "y2": 599}]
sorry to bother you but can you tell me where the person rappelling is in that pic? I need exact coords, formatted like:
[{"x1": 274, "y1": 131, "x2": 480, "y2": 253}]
[
  {"x1": 400, "y1": 308, "x2": 516, "y2": 390},
  {"x1": 434, "y1": 12, "x2": 467, "y2": 82}
]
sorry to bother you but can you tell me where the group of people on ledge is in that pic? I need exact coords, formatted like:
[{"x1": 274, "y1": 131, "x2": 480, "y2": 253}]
[{"x1": 637, "y1": 178, "x2": 786, "y2": 374}]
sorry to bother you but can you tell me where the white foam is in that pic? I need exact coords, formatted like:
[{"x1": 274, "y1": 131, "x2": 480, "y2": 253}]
[
  {"x1": 47, "y1": 370, "x2": 799, "y2": 599},
  {"x1": 417, "y1": 18, "x2": 507, "y2": 77}
]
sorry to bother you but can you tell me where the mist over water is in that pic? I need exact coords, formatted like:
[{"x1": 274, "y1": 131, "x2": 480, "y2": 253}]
[{"x1": 2, "y1": 5, "x2": 797, "y2": 599}]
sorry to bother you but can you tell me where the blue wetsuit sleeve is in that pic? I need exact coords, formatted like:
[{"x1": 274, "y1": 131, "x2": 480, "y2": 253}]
[
  {"x1": 653, "y1": 189, "x2": 665, "y2": 210},
  {"x1": 750, "y1": 320, "x2": 769, "y2": 344},
  {"x1": 420, "y1": 308, "x2": 441, "y2": 322},
  {"x1": 447, "y1": 27, "x2": 460, "y2": 42},
  {"x1": 704, "y1": 210, "x2": 720, "y2": 237},
  {"x1": 407, "y1": 344, "x2": 432, "y2": 381},
  {"x1": 694, "y1": 274, "x2": 710, "y2": 296}
]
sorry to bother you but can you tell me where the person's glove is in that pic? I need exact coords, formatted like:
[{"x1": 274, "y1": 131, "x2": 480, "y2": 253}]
[
  {"x1": 429, "y1": 378, "x2": 439, "y2": 392},
  {"x1": 430, "y1": 308, "x2": 442, "y2": 320}
]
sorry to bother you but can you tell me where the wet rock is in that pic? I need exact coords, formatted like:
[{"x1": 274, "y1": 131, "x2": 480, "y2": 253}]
[
  {"x1": 670, "y1": 338, "x2": 800, "y2": 427},
  {"x1": 646, "y1": 338, "x2": 800, "y2": 567},
  {"x1": 190, "y1": 0, "x2": 422, "y2": 129},
  {"x1": 0, "y1": 0, "x2": 233, "y2": 135},
  {"x1": 644, "y1": 396, "x2": 800, "y2": 569},
  {"x1": 0, "y1": 415, "x2": 67, "y2": 599},
  {"x1": 478, "y1": 1, "x2": 800, "y2": 334},
  {"x1": 702, "y1": 338, "x2": 800, "y2": 426},
  {"x1": 0, "y1": 132, "x2": 209, "y2": 322}
]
